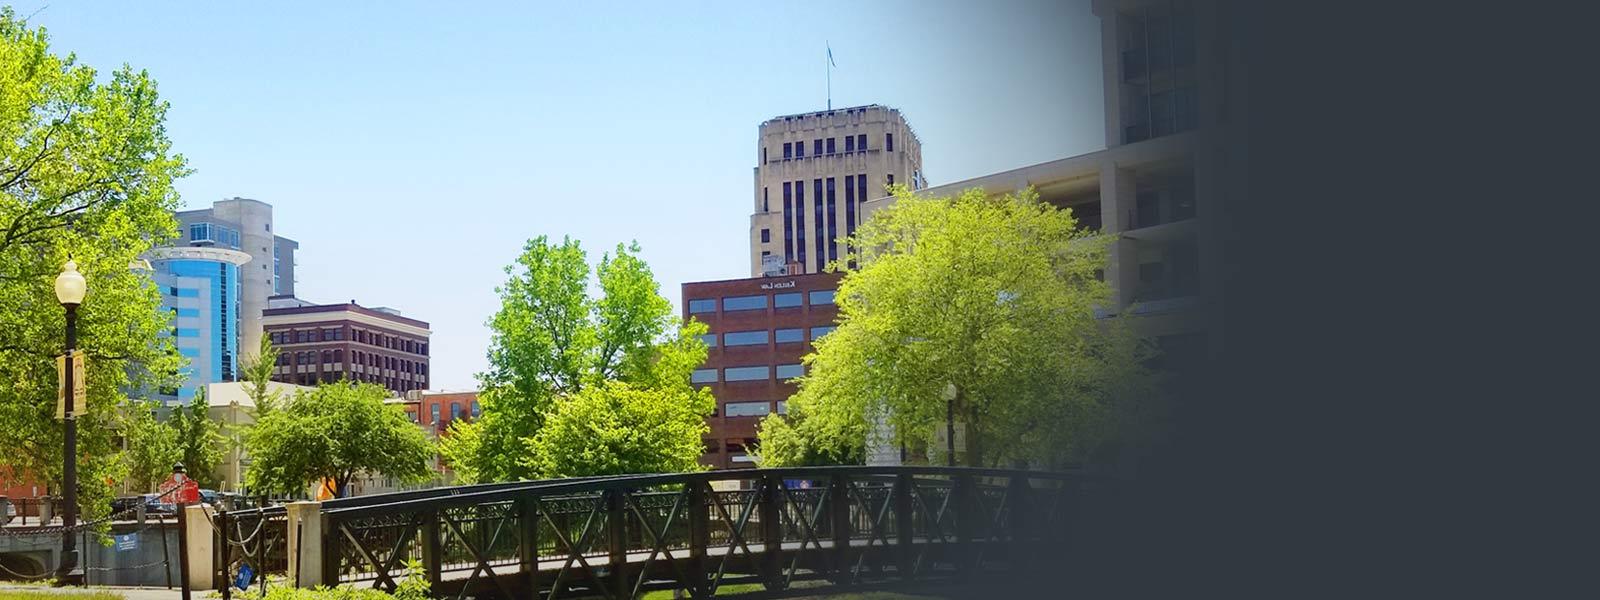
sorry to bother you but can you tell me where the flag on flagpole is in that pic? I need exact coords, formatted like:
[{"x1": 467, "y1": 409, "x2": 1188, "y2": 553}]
[{"x1": 828, "y1": 43, "x2": 836, "y2": 68}]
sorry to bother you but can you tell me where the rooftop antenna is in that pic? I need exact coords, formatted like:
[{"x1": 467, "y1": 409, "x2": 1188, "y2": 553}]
[{"x1": 827, "y1": 42, "x2": 836, "y2": 110}]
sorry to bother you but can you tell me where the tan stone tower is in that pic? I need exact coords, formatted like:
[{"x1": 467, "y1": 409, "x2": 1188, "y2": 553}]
[{"x1": 748, "y1": 105, "x2": 923, "y2": 277}]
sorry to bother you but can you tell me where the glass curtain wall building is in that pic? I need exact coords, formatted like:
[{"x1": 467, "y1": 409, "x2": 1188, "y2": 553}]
[{"x1": 149, "y1": 246, "x2": 252, "y2": 403}]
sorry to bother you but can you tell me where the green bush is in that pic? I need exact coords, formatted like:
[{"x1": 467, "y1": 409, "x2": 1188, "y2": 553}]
[{"x1": 234, "y1": 561, "x2": 430, "y2": 600}]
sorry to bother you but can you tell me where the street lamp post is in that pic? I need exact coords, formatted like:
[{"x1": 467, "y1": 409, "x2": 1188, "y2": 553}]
[{"x1": 54, "y1": 260, "x2": 86, "y2": 582}]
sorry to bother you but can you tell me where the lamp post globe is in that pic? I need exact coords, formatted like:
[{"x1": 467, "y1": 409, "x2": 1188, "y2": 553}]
[
  {"x1": 55, "y1": 260, "x2": 86, "y2": 306},
  {"x1": 55, "y1": 259, "x2": 85, "y2": 584}
]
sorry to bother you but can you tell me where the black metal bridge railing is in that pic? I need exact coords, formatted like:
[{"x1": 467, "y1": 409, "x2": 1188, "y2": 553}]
[{"x1": 308, "y1": 466, "x2": 1093, "y2": 599}]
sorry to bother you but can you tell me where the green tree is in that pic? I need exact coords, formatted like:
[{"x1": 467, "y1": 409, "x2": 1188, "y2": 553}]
[
  {"x1": 245, "y1": 381, "x2": 434, "y2": 497},
  {"x1": 120, "y1": 400, "x2": 180, "y2": 492},
  {"x1": 524, "y1": 380, "x2": 712, "y2": 478},
  {"x1": 440, "y1": 237, "x2": 712, "y2": 482},
  {"x1": 757, "y1": 186, "x2": 1158, "y2": 469},
  {"x1": 168, "y1": 389, "x2": 225, "y2": 489},
  {"x1": 240, "y1": 333, "x2": 283, "y2": 413},
  {"x1": 0, "y1": 8, "x2": 187, "y2": 518}
]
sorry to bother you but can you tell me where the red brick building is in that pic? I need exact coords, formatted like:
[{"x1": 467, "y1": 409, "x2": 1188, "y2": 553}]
[
  {"x1": 681, "y1": 271, "x2": 842, "y2": 469},
  {"x1": 262, "y1": 298, "x2": 431, "y2": 396}
]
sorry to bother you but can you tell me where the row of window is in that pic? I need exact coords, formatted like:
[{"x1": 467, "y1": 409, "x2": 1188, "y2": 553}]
[
  {"x1": 422, "y1": 401, "x2": 482, "y2": 424},
  {"x1": 277, "y1": 349, "x2": 430, "y2": 375},
  {"x1": 691, "y1": 363, "x2": 805, "y2": 384},
  {"x1": 696, "y1": 325, "x2": 836, "y2": 348},
  {"x1": 269, "y1": 328, "x2": 429, "y2": 355},
  {"x1": 189, "y1": 222, "x2": 241, "y2": 249},
  {"x1": 283, "y1": 370, "x2": 427, "y2": 391},
  {"x1": 773, "y1": 134, "x2": 885, "y2": 162},
  {"x1": 719, "y1": 400, "x2": 788, "y2": 418},
  {"x1": 688, "y1": 290, "x2": 835, "y2": 314}
]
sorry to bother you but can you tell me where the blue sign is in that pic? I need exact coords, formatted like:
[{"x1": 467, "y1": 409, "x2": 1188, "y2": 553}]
[
  {"x1": 115, "y1": 534, "x2": 138, "y2": 552},
  {"x1": 235, "y1": 564, "x2": 254, "y2": 591}
]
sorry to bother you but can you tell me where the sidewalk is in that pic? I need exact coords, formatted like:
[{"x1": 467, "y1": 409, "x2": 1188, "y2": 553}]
[{"x1": 0, "y1": 584, "x2": 187, "y2": 600}]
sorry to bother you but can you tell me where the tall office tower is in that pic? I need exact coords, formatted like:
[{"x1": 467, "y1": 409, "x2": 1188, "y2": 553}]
[
  {"x1": 149, "y1": 246, "x2": 252, "y2": 403},
  {"x1": 853, "y1": 0, "x2": 1224, "y2": 465},
  {"x1": 748, "y1": 105, "x2": 924, "y2": 277},
  {"x1": 172, "y1": 197, "x2": 299, "y2": 358}
]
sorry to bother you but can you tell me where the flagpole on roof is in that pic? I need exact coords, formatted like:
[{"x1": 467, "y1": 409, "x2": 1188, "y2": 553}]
[{"x1": 827, "y1": 42, "x2": 832, "y2": 110}]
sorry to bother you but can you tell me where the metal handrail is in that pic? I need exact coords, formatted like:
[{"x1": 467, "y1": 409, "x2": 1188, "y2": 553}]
[{"x1": 323, "y1": 466, "x2": 1086, "y2": 518}]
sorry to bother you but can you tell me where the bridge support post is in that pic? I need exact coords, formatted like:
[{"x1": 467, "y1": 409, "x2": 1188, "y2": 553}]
[
  {"x1": 605, "y1": 489, "x2": 627, "y2": 598},
  {"x1": 687, "y1": 481, "x2": 709, "y2": 598},
  {"x1": 953, "y1": 474, "x2": 976, "y2": 578},
  {"x1": 829, "y1": 474, "x2": 851, "y2": 582},
  {"x1": 182, "y1": 504, "x2": 217, "y2": 591},
  {"x1": 420, "y1": 509, "x2": 442, "y2": 590},
  {"x1": 517, "y1": 498, "x2": 537, "y2": 592},
  {"x1": 759, "y1": 474, "x2": 783, "y2": 590},
  {"x1": 286, "y1": 501, "x2": 323, "y2": 588},
  {"x1": 893, "y1": 473, "x2": 915, "y2": 580},
  {"x1": 1006, "y1": 475, "x2": 1030, "y2": 569}
]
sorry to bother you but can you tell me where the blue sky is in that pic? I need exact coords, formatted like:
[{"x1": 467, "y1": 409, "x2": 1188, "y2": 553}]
[{"x1": 24, "y1": 0, "x2": 1106, "y2": 389}]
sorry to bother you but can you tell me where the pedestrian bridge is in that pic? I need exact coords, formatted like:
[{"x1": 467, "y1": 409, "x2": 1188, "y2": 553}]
[{"x1": 210, "y1": 466, "x2": 1095, "y2": 599}]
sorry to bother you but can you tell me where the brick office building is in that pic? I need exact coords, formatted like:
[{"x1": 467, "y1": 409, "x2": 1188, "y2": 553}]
[
  {"x1": 682, "y1": 271, "x2": 843, "y2": 469},
  {"x1": 262, "y1": 297, "x2": 432, "y2": 395}
]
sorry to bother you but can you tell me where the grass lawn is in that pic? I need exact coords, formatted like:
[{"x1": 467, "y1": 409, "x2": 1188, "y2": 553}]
[
  {"x1": 639, "y1": 582, "x2": 956, "y2": 599},
  {"x1": 0, "y1": 591, "x2": 123, "y2": 600}
]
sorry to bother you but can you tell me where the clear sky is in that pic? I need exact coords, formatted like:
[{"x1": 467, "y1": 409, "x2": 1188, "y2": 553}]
[{"x1": 22, "y1": 0, "x2": 1106, "y2": 390}]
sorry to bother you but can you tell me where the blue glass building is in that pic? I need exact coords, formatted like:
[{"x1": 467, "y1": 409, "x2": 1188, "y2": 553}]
[{"x1": 149, "y1": 246, "x2": 252, "y2": 404}]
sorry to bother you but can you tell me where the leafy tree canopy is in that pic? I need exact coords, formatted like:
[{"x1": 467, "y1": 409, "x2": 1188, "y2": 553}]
[
  {"x1": 0, "y1": 7, "x2": 187, "y2": 516},
  {"x1": 441, "y1": 236, "x2": 712, "y2": 481},
  {"x1": 245, "y1": 381, "x2": 434, "y2": 497},
  {"x1": 758, "y1": 186, "x2": 1159, "y2": 470},
  {"x1": 168, "y1": 389, "x2": 225, "y2": 489}
]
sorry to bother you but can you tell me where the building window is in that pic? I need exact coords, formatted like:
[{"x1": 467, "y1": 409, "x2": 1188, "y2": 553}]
[
  {"x1": 826, "y1": 137, "x2": 836, "y2": 154},
  {"x1": 857, "y1": 134, "x2": 866, "y2": 151},
  {"x1": 688, "y1": 299, "x2": 717, "y2": 313},
  {"x1": 724, "y1": 401, "x2": 771, "y2": 418},
  {"x1": 322, "y1": 350, "x2": 333, "y2": 363},
  {"x1": 886, "y1": 133, "x2": 894, "y2": 152},
  {"x1": 809, "y1": 290, "x2": 836, "y2": 305},
  {"x1": 762, "y1": 188, "x2": 769, "y2": 213},
  {"x1": 175, "y1": 308, "x2": 201, "y2": 318},
  {"x1": 812, "y1": 139, "x2": 821, "y2": 157},
  {"x1": 760, "y1": 228, "x2": 770, "y2": 243},
  {"x1": 723, "y1": 366, "x2": 770, "y2": 382},
  {"x1": 814, "y1": 179, "x2": 824, "y2": 273},
  {"x1": 174, "y1": 287, "x2": 199, "y2": 298},
  {"x1": 826, "y1": 177, "x2": 837, "y2": 263},
  {"x1": 697, "y1": 333, "x2": 717, "y2": 347},
  {"x1": 451, "y1": 402, "x2": 462, "y2": 419},
  {"x1": 845, "y1": 169, "x2": 856, "y2": 239},
  {"x1": 723, "y1": 330, "x2": 769, "y2": 346},
  {"x1": 845, "y1": 136, "x2": 855, "y2": 153},
  {"x1": 722, "y1": 295, "x2": 767, "y2": 312},
  {"x1": 887, "y1": 174, "x2": 894, "y2": 190},
  {"x1": 774, "y1": 292, "x2": 802, "y2": 308},
  {"x1": 776, "y1": 364, "x2": 805, "y2": 380},
  {"x1": 775, "y1": 328, "x2": 803, "y2": 344},
  {"x1": 777, "y1": 401, "x2": 788, "y2": 415},
  {"x1": 1119, "y1": 3, "x2": 1197, "y2": 143},
  {"x1": 783, "y1": 142, "x2": 792, "y2": 159},
  {"x1": 691, "y1": 369, "x2": 718, "y2": 383},
  {"x1": 783, "y1": 182, "x2": 794, "y2": 262},
  {"x1": 811, "y1": 325, "x2": 838, "y2": 340},
  {"x1": 796, "y1": 140, "x2": 805, "y2": 158},
  {"x1": 795, "y1": 180, "x2": 807, "y2": 268},
  {"x1": 763, "y1": 147, "x2": 768, "y2": 164},
  {"x1": 430, "y1": 404, "x2": 441, "y2": 423},
  {"x1": 471, "y1": 401, "x2": 481, "y2": 417}
]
